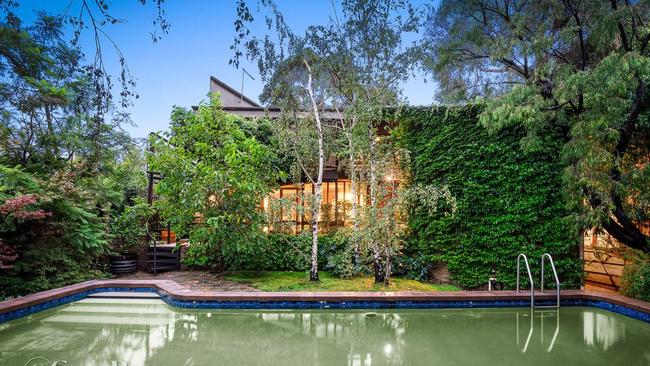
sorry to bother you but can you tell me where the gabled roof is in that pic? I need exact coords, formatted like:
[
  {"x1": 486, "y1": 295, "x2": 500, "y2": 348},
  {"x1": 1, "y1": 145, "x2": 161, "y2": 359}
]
[{"x1": 209, "y1": 76, "x2": 261, "y2": 108}]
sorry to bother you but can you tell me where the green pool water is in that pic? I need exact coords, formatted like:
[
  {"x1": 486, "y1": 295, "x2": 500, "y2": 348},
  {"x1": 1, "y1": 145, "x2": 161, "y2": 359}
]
[{"x1": 0, "y1": 298, "x2": 648, "y2": 366}]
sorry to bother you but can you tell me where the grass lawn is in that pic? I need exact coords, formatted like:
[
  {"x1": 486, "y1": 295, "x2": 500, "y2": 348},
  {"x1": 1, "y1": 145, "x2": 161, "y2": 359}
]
[{"x1": 224, "y1": 271, "x2": 459, "y2": 292}]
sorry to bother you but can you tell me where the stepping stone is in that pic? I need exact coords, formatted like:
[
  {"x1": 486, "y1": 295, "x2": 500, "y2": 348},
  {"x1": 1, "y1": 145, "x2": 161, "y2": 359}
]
[
  {"x1": 42, "y1": 314, "x2": 173, "y2": 327},
  {"x1": 87, "y1": 292, "x2": 160, "y2": 299},
  {"x1": 76, "y1": 298, "x2": 167, "y2": 307},
  {"x1": 61, "y1": 305, "x2": 174, "y2": 317}
]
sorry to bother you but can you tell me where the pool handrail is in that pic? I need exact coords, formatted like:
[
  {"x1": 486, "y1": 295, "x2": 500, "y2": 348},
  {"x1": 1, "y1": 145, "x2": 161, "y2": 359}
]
[
  {"x1": 516, "y1": 253, "x2": 535, "y2": 308},
  {"x1": 539, "y1": 253, "x2": 561, "y2": 309}
]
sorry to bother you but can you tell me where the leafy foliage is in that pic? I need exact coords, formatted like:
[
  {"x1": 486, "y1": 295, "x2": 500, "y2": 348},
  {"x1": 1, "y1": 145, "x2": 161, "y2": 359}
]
[
  {"x1": 0, "y1": 164, "x2": 120, "y2": 298},
  {"x1": 426, "y1": 0, "x2": 650, "y2": 252},
  {"x1": 0, "y1": 164, "x2": 113, "y2": 254},
  {"x1": 149, "y1": 96, "x2": 282, "y2": 271},
  {"x1": 620, "y1": 251, "x2": 650, "y2": 302},
  {"x1": 221, "y1": 232, "x2": 349, "y2": 273},
  {"x1": 397, "y1": 106, "x2": 582, "y2": 289},
  {"x1": 0, "y1": 2, "x2": 162, "y2": 297},
  {"x1": 0, "y1": 244, "x2": 107, "y2": 300},
  {"x1": 110, "y1": 200, "x2": 153, "y2": 253}
]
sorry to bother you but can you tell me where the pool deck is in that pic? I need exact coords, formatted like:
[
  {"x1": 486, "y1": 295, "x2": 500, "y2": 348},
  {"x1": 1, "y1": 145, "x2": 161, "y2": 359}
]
[{"x1": 1, "y1": 279, "x2": 649, "y2": 318}]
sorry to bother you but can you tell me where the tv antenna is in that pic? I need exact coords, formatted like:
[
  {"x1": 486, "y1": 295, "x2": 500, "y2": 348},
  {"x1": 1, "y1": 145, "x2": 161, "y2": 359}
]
[{"x1": 241, "y1": 68, "x2": 255, "y2": 103}]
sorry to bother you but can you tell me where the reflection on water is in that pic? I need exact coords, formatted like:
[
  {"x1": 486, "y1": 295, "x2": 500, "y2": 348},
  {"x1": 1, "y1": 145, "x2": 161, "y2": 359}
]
[
  {"x1": 0, "y1": 300, "x2": 648, "y2": 366},
  {"x1": 582, "y1": 310, "x2": 627, "y2": 351}
]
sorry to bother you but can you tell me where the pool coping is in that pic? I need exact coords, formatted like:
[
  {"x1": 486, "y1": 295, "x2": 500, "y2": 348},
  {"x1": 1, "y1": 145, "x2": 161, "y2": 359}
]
[{"x1": 1, "y1": 279, "x2": 649, "y2": 323}]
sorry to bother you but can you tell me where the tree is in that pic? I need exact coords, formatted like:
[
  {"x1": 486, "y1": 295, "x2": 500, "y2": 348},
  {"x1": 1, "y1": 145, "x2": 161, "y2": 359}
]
[
  {"x1": 1, "y1": 0, "x2": 169, "y2": 109},
  {"x1": 232, "y1": 0, "x2": 337, "y2": 281},
  {"x1": 309, "y1": 0, "x2": 422, "y2": 276},
  {"x1": 232, "y1": 0, "x2": 424, "y2": 283},
  {"x1": 427, "y1": 0, "x2": 650, "y2": 252},
  {"x1": 272, "y1": 55, "x2": 332, "y2": 282},
  {"x1": 0, "y1": 1, "x2": 166, "y2": 297},
  {"x1": 148, "y1": 96, "x2": 282, "y2": 270}
]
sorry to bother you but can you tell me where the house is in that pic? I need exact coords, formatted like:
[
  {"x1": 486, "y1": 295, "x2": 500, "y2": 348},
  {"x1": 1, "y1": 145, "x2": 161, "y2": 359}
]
[
  {"x1": 152, "y1": 76, "x2": 635, "y2": 293},
  {"x1": 156, "y1": 76, "x2": 370, "y2": 234},
  {"x1": 211, "y1": 76, "x2": 367, "y2": 233}
]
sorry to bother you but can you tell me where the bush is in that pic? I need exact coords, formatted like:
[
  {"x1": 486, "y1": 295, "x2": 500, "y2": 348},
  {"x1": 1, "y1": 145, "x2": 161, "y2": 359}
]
[
  {"x1": 216, "y1": 231, "x2": 353, "y2": 274},
  {"x1": 620, "y1": 253, "x2": 650, "y2": 302},
  {"x1": 222, "y1": 233, "x2": 311, "y2": 271},
  {"x1": 0, "y1": 164, "x2": 114, "y2": 299},
  {"x1": 110, "y1": 201, "x2": 153, "y2": 253},
  {"x1": 320, "y1": 229, "x2": 358, "y2": 278},
  {"x1": 0, "y1": 244, "x2": 108, "y2": 300},
  {"x1": 396, "y1": 106, "x2": 582, "y2": 289}
]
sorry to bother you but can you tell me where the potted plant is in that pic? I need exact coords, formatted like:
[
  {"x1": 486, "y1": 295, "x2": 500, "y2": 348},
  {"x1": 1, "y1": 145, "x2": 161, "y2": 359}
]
[{"x1": 109, "y1": 202, "x2": 152, "y2": 274}]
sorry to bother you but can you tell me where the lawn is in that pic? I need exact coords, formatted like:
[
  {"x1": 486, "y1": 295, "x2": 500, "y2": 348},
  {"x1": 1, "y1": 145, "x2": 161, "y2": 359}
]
[{"x1": 224, "y1": 271, "x2": 459, "y2": 292}]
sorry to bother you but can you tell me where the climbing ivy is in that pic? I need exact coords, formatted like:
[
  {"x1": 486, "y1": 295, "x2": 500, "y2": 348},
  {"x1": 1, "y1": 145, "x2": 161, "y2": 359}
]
[{"x1": 396, "y1": 106, "x2": 582, "y2": 289}]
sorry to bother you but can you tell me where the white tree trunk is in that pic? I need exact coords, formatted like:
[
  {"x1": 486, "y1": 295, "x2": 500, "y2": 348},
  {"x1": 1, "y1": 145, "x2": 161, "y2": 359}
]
[
  {"x1": 368, "y1": 123, "x2": 384, "y2": 283},
  {"x1": 304, "y1": 59, "x2": 323, "y2": 282},
  {"x1": 347, "y1": 129, "x2": 360, "y2": 262}
]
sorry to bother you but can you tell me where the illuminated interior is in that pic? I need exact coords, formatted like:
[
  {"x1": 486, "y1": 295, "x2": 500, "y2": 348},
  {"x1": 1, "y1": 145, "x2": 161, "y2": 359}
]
[{"x1": 263, "y1": 179, "x2": 366, "y2": 233}]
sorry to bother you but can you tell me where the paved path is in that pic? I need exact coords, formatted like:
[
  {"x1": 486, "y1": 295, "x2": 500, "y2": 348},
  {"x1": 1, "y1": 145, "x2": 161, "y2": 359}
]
[{"x1": 120, "y1": 270, "x2": 259, "y2": 292}]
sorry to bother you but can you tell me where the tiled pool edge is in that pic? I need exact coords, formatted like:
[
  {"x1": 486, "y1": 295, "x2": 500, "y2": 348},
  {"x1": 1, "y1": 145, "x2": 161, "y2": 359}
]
[{"x1": 1, "y1": 280, "x2": 649, "y2": 324}]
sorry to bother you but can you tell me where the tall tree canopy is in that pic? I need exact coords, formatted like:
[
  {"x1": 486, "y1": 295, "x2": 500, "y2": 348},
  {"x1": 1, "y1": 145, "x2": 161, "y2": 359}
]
[
  {"x1": 0, "y1": 1, "x2": 166, "y2": 297},
  {"x1": 148, "y1": 97, "x2": 282, "y2": 270},
  {"x1": 427, "y1": 0, "x2": 650, "y2": 252},
  {"x1": 232, "y1": 0, "x2": 426, "y2": 283},
  {"x1": 0, "y1": 0, "x2": 169, "y2": 172}
]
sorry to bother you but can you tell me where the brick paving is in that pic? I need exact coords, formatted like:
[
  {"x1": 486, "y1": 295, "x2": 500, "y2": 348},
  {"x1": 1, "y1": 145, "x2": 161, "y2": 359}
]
[{"x1": 120, "y1": 270, "x2": 259, "y2": 292}]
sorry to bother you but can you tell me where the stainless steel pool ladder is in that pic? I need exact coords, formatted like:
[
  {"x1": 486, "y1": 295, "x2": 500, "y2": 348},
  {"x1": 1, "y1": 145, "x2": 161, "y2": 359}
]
[
  {"x1": 538, "y1": 253, "x2": 560, "y2": 309},
  {"x1": 516, "y1": 253, "x2": 561, "y2": 308},
  {"x1": 516, "y1": 254, "x2": 535, "y2": 308}
]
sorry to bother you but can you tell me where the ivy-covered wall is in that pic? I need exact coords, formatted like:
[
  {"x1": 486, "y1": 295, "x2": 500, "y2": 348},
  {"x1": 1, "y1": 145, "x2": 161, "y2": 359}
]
[{"x1": 397, "y1": 106, "x2": 582, "y2": 289}]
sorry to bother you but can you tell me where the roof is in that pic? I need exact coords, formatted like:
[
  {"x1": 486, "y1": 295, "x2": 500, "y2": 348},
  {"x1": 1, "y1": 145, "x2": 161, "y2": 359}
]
[{"x1": 209, "y1": 76, "x2": 261, "y2": 108}]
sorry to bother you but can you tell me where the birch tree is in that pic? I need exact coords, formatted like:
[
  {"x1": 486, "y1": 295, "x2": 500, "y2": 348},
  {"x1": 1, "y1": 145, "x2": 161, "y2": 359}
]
[
  {"x1": 314, "y1": 0, "x2": 423, "y2": 282},
  {"x1": 232, "y1": 0, "x2": 425, "y2": 283},
  {"x1": 246, "y1": 48, "x2": 333, "y2": 281},
  {"x1": 303, "y1": 58, "x2": 326, "y2": 282}
]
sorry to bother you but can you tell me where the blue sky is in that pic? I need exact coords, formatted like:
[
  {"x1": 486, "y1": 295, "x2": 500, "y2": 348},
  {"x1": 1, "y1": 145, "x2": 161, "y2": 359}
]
[{"x1": 16, "y1": 1, "x2": 436, "y2": 138}]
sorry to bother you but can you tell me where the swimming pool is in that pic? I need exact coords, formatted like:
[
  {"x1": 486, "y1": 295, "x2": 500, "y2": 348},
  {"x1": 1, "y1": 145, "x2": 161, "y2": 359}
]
[{"x1": 1, "y1": 297, "x2": 648, "y2": 365}]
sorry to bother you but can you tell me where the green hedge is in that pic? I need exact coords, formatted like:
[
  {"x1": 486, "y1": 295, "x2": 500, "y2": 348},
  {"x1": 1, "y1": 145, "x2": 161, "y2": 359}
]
[
  {"x1": 397, "y1": 106, "x2": 582, "y2": 289},
  {"x1": 220, "y1": 232, "x2": 351, "y2": 274},
  {"x1": 620, "y1": 253, "x2": 650, "y2": 302},
  {"x1": 0, "y1": 244, "x2": 107, "y2": 300}
]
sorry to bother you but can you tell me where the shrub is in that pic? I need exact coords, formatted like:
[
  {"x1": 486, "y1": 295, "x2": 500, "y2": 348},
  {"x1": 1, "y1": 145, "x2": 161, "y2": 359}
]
[
  {"x1": 0, "y1": 244, "x2": 107, "y2": 300},
  {"x1": 215, "y1": 231, "x2": 353, "y2": 274},
  {"x1": 0, "y1": 164, "x2": 114, "y2": 298},
  {"x1": 620, "y1": 253, "x2": 650, "y2": 302},
  {"x1": 110, "y1": 201, "x2": 153, "y2": 253},
  {"x1": 321, "y1": 229, "x2": 357, "y2": 278},
  {"x1": 396, "y1": 106, "x2": 582, "y2": 289},
  {"x1": 221, "y1": 233, "x2": 311, "y2": 271}
]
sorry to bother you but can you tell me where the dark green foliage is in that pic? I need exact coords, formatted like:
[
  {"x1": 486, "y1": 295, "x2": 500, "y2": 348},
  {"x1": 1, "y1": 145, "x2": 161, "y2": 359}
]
[
  {"x1": 110, "y1": 201, "x2": 153, "y2": 253},
  {"x1": 0, "y1": 244, "x2": 107, "y2": 300},
  {"x1": 219, "y1": 232, "x2": 351, "y2": 273},
  {"x1": 150, "y1": 97, "x2": 283, "y2": 272},
  {"x1": 620, "y1": 253, "x2": 650, "y2": 302},
  {"x1": 397, "y1": 106, "x2": 582, "y2": 289},
  {"x1": 221, "y1": 233, "x2": 311, "y2": 272},
  {"x1": 427, "y1": 0, "x2": 650, "y2": 252}
]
